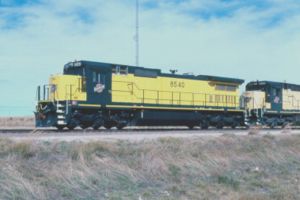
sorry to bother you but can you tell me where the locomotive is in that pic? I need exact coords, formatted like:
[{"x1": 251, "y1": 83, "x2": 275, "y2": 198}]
[
  {"x1": 244, "y1": 81, "x2": 300, "y2": 128},
  {"x1": 35, "y1": 60, "x2": 300, "y2": 130}
]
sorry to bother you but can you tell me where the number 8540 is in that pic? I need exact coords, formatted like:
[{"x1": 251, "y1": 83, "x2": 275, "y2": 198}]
[{"x1": 170, "y1": 81, "x2": 185, "y2": 88}]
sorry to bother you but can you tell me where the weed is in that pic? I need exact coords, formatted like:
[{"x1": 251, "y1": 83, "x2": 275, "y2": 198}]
[
  {"x1": 10, "y1": 142, "x2": 35, "y2": 159},
  {"x1": 168, "y1": 164, "x2": 181, "y2": 183},
  {"x1": 0, "y1": 135, "x2": 299, "y2": 199},
  {"x1": 217, "y1": 175, "x2": 240, "y2": 190}
]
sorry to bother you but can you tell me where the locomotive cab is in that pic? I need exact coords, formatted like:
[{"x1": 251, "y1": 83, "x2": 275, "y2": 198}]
[{"x1": 35, "y1": 61, "x2": 111, "y2": 129}]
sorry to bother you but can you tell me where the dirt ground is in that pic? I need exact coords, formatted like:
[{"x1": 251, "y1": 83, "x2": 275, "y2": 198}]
[
  {"x1": 0, "y1": 128, "x2": 298, "y2": 142},
  {"x1": 0, "y1": 117, "x2": 34, "y2": 128}
]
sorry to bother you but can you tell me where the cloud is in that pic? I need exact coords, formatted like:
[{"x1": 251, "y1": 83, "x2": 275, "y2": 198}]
[{"x1": 1, "y1": 0, "x2": 300, "y2": 115}]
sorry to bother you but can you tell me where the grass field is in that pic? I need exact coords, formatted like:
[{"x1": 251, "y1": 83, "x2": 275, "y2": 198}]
[{"x1": 0, "y1": 134, "x2": 300, "y2": 200}]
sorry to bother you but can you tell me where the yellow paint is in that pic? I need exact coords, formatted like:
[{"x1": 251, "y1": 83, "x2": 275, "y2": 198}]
[
  {"x1": 280, "y1": 111, "x2": 300, "y2": 114},
  {"x1": 48, "y1": 75, "x2": 87, "y2": 101},
  {"x1": 243, "y1": 91, "x2": 271, "y2": 110},
  {"x1": 78, "y1": 104, "x2": 101, "y2": 107},
  {"x1": 282, "y1": 89, "x2": 300, "y2": 110},
  {"x1": 112, "y1": 74, "x2": 241, "y2": 108},
  {"x1": 106, "y1": 104, "x2": 243, "y2": 112}
]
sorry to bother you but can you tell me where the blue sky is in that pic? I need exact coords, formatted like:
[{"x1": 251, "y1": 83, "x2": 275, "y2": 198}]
[{"x1": 1, "y1": 0, "x2": 300, "y2": 116}]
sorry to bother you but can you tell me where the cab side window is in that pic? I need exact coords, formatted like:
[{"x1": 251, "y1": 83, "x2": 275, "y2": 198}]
[
  {"x1": 93, "y1": 72, "x2": 97, "y2": 83},
  {"x1": 93, "y1": 71, "x2": 101, "y2": 83},
  {"x1": 112, "y1": 65, "x2": 128, "y2": 75},
  {"x1": 82, "y1": 77, "x2": 87, "y2": 92},
  {"x1": 98, "y1": 73, "x2": 101, "y2": 83},
  {"x1": 216, "y1": 84, "x2": 237, "y2": 92}
]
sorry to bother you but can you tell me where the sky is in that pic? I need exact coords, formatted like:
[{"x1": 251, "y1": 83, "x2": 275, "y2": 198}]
[{"x1": 1, "y1": 0, "x2": 300, "y2": 116}]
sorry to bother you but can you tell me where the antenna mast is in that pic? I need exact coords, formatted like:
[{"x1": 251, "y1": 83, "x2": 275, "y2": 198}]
[{"x1": 135, "y1": 0, "x2": 139, "y2": 67}]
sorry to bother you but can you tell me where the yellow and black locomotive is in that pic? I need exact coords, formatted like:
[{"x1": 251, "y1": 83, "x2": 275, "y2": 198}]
[
  {"x1": 244, "y1": 81, "x2": 300, "y2": 128},
  {"x1": 35, "y1": 60, "x2": 245, "y2": 130},
  {"x1": 36, "y1": 60, "x2": 300, "y2": 130}
]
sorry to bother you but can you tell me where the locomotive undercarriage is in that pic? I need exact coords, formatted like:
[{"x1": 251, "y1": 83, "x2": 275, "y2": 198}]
[
  {"x1": 36, "y1": 101, "x2": 245, "y2": 130},
  {"x1": 246, "y1": 109, "x2": 300, "y2": 128},
  {"x1": 65, "y1": 110, "x2": 244, "y2": 130}
]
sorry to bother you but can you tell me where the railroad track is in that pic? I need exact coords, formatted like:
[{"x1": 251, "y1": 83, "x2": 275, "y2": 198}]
[
  {"x1": 0, "y1": 127, "x2": 299, "y2": 142},
  {"x1": 0, "y1": 126, "x2": 299, "y2": 134}
]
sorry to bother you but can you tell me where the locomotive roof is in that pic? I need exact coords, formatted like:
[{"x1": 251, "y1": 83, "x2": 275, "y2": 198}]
[
  {"x1": 64, "y1": 60, "x2": 244, "y2": 85},
  {"x1": 247, "y1": 81, "x2": 300, "y2": 91}
]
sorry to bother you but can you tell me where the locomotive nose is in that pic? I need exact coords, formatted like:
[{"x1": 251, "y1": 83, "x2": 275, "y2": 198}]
[{"x1": 48, "y1": 74, "x2": 87, "y2": 101}]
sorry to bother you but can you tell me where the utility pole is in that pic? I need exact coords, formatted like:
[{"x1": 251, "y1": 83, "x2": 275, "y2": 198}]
[{"x1": 135, "y1": 0, "x2": 139, "y2": 67}]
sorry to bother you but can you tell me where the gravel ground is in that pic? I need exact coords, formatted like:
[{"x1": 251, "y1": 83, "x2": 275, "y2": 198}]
[{"x1": 0, "y1": 128, "x2": 298, "y2": 142}]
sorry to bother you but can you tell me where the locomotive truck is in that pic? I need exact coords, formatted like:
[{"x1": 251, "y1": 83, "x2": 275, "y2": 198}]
[{"x1": 35, "y1": 60, "x2": 300, "y2": 130}]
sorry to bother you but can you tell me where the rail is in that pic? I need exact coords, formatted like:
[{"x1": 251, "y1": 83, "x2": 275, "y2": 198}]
[{"x1": 112, "y1": 81, "x2": 239, "y2": 108}]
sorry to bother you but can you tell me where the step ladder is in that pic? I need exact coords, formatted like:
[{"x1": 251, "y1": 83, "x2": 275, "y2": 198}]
[{"x1": 56, "y1": 102, "x2": 67, "y2": 125}]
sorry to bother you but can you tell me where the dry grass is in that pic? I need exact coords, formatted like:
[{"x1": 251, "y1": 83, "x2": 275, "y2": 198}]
[
  {"x1": 0, "y1": 135, "x2": 300, "y2": 200},
  {"x1": 0, "y1": 117, "x2": 34, "y2": 128}
]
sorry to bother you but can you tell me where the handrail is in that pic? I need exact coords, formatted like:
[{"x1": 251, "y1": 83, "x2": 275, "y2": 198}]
[
  {"x1": 112, "y1": 80, "x2": 239, "y2": 108},
  {"x1": 37, "y1": 84, "x2": 54, "y2": 101},
  {"x1": 114, "y1": 80, "x2": 233, "y2": 96},
  {"x1": 65, "y1": 84, "x2": 82, "y2": 100}
]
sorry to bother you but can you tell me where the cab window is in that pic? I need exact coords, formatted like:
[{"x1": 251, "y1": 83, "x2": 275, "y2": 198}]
[
  {"x1": 93, "y1": 72, "x2": 97, "y2": 82},
  {"x1": 93, "y1": 71, "x2": 101, "y2": 83},
  {"x1": 216, "y1": 84, "x2": 237, "y2": 92},
  {"x1": 82, "y1": 77, "x2": 86, "y2": 92},
  {"x1": 112, "y1": 65, "x2": 128, "y2": 75}
]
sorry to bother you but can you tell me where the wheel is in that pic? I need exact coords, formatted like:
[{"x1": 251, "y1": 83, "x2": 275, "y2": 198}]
[
  {"x1": 270, "y1": 122, "x2": 277, "y2": 129},
  {"x1": 187, "y1": 125, "x2": 195, "y2": 130},
  {"x1": 92, "y1": 125, "x2": 101, "y2": 130},
  {"x1": 80, "y1": 124, "x2": 90, "y2": 130},
  {"x1": 92, "y1": 119, "x2": 104, "y2": 130},
  {"x1": 200, "y1": 121, "x2": 209, "y2": 130},
  {"x1": 56, "y1": 125, "x2": 65, "y2": 131},
  {"x1": 231, "y1": 122, "x2": 238, "y2": 129},
  {"x1": 104, "y1": 124, "x2": 113, "y2": 130},
  {"x1": 216, "y1": 122, "x2": 224, "y2": 129},
  {"x1": 92, "y1": 123, "x2": 102, "y2": 130},
  {"x1": 244, "y1": 125, "x2": 250, "y2": 130},
  {"x1": 104, "y1": 121, "x2": 115, "y2": 130},
  {"x1": 116, "y1": 124, "x2": 126, "y2": 130},
  {"x1": 67, "y1": 125, "x2": 76, "y2": 130},
  {"x1": 104, "y1": 125, "x2": 112, "y2": 130},
  {"x1": 67, "y1": 119, "x2": 78, "y2": 130}
]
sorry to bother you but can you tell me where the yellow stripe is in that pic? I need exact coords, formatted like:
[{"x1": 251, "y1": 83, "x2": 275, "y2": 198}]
[
  {"x1": 38, "y1": 100, "x2": 51, "y2": 103},
  {"x1": 78, "y1": 104, "x2": 101, "y2": 108},
  {"x1": 280, "y1": 111, "x2": 300, "y2": 114},
  {"x1": 266, "y1": 111, "x2": 278, "y2": 113},
  {"x1": 106, "y1": 105, "x2": 242, "y2": 112}
]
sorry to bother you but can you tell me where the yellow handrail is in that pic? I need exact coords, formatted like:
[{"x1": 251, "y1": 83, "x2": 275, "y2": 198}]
[{"x1": 112, "y1": 81, "x2": 239, "y2": 108}]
